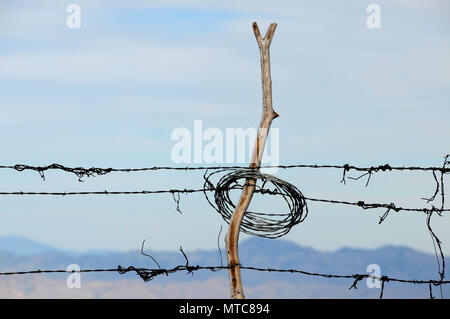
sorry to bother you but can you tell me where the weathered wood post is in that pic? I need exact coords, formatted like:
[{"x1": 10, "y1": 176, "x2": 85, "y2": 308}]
[{"x1": 225, "y1": 21, "x2": 279, "y2": 299}]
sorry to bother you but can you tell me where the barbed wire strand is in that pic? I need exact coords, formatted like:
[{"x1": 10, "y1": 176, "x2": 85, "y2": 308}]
[
  {"x1": 0, "y1": 187, "x2": 447, "y2": 214},
  {"x1": 1, "y1": 162, "x2": 449, "y2": 182},
  {"x1": 0, "y1": 263, "x2": 448, "y2": 299}
]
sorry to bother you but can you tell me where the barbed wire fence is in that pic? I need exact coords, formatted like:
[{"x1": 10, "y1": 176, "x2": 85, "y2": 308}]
[{"x1": 0, "y1": 155, "x2": 449, "y2": 299}]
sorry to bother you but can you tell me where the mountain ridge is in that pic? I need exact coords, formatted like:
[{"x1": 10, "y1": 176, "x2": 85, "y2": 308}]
[{"x1": 0, "y1": 236, "x2": 447, "y2": 298}]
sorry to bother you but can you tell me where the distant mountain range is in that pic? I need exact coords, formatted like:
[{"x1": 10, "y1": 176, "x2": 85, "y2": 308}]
[
  {"x1": 0, "y1": 236, "x2": 62, "y2": 256},
  {"x1": 0, "y1": 236, "x2": 448, "y2": 298}
]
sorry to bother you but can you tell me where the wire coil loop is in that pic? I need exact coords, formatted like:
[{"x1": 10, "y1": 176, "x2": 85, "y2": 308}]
[{"x1": 204, "y1": 169, "x2": 308, "y2": 238}]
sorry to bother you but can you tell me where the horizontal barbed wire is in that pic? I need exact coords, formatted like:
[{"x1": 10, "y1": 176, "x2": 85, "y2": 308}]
[
  {"x1": 0, "y1": 242, "x2": 448, "y2": 299},
  {"x1": 0, "y1": 187, "x2": 450, "y2": 213},
  {"x1": 1, "y1": 263, "x2": 448, "y2": 285},
  {"x1": 0, "y1": 263, "x2": 448, "y2": 299},
  {"x1": 0, "y1": 162, "x2": 448, "y2": 181},
  {"x1": 0, "y1": 187, "x2": 448, "y2": 213}
]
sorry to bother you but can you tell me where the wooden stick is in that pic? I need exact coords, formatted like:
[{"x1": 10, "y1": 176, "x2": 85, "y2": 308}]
[{"x1": 225, "y1": 21, "x2": 278, "y2": 299}]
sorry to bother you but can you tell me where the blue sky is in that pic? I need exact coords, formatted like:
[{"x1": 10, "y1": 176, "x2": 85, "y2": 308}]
[{"x1": 0, "y1": 0, "x2": 449, "y2": 254}]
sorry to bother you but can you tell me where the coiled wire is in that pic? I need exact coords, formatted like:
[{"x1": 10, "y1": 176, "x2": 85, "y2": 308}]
[{"x1": 203, "y1": 169, "x2": 308, "y2": 238}]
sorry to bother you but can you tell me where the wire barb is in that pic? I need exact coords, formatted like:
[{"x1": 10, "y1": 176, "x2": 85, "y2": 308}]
[
  {"x1": 171, "y1": 192, "x2": 183, "y2": 214},
  {"x1": 217, "y1": 225, "x2": 224, "y2": 267},
  {"x1": 140, "y1": 240, "x2": 161, "y2": 270}
]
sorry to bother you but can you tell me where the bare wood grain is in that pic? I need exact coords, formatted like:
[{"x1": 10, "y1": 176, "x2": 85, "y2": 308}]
[{"x1": 225, "y1": 21, "x2": 278, "y2": 299}]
